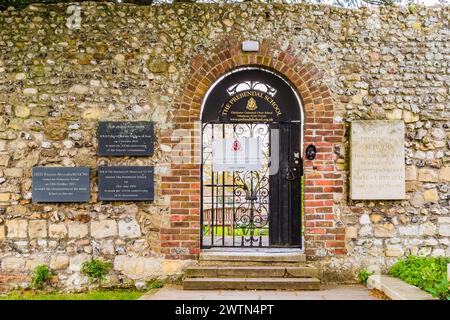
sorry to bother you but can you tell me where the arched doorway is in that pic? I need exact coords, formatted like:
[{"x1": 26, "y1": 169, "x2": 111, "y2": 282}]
[{"x1": 200, "y1": 67, "x2": 304, "y2": 249}]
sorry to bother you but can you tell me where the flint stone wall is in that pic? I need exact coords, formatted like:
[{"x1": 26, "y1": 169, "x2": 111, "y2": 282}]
[{"x1": 0, "y1": 2, "x2": 449, "y2": 289}]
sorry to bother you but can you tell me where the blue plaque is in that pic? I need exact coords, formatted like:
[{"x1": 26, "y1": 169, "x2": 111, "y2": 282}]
[
  {"x1": 98, "y1": 166, "x2": 154, "y2": 201},
  {"x1": 98, "y1": 121, "x2": 154, "y2": 156},
  {"x1": 32, "y1": 167, "x2": 90, "y2": 203}
]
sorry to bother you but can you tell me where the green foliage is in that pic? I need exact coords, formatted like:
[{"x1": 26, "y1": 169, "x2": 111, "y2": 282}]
[
  {"x1": 389, "y1": 256, "x2": 450, "y2": 300},
  {"x1": 361, "y1": 0, "x2": 396, "y2": 5},
  {"x1": 426, "y1": 278, "x2": 450, "y2": 300},
  {"x1": 407, "y1": 1, "x2": 419, "y2": 13},
  {"x1": 146, "y1": 279, "x2": 165, "y2": 289},
  {"x1": 0, "y1": 0, "x2": 431, "y2": 12},
  {"x1": 357, "y1": 269, "x2": 373, "y2": 284},
  {"x1": 80, "y1": 259, "x2": 111, "y2": 286},
  {"x1": 0, "y1": 0, "x2": 154, "y2": 11},
  {"x1": 332, "y1": 0, "x2": 399, "y2": 7},
  {"x1": 31, "y1": 264, "x2": 53, "y2": 289},
  {"x1": 1, "y1": 0, "x2": 66, "y2": 10},
  {"x1": 0, "y1": 289, "x2": 143, "y2": 300}
]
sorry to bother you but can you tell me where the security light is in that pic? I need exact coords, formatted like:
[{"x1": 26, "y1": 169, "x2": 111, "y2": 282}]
[{"x1": 242, "y1": 41, "x2": 259, "y2": 52}]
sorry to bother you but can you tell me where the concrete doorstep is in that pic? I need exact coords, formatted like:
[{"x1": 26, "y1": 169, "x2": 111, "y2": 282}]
[
  {"x1": 140, "y1": 284, "x2": 379, "y2": 300},
  {"x1": 367, "y1": 275, "x2": 439, "y2": 300}
]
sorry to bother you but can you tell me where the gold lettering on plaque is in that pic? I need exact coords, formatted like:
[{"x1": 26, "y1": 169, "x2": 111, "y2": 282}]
[{"x1": 220, "y1": 90, "x2": 284, "y2": 121}]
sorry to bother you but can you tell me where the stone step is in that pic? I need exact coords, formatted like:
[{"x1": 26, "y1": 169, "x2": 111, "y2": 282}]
[
  {"x1": 183, "y1": 277, "x2": 321, "y2": 290},
  {"x1": 199, "y1": 251, "x2": 306, "y2": 264},
  {"x1": 367, "y1": 275, "x2": 439, "y2": 300},
  {"x1": 185, "y1": 266, "x2": 319, "y2": 278},
  {"x1": 199, "y1": 261, "x2": 308, "y2": 267}
]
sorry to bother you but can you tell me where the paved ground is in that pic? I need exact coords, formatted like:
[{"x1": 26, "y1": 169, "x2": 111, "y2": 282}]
[{"x1": 140, "y1": 284, "x2": 379, "y2": 300}]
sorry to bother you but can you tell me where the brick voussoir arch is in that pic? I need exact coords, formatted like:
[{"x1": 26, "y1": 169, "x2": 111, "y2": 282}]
[{"x1": 161, "y1": 41, "x2": 345, "y2": 260}]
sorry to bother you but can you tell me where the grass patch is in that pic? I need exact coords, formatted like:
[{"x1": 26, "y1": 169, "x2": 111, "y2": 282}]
[
  {"x1": 202, "y1": 226, "x2": 269, "y2": 237},
  {"x1": 0, "y1": 289, "x2": 144, "y2": 300},
  {"x1": 389, "y1": 256, "x2": 450, "y2": 300}
]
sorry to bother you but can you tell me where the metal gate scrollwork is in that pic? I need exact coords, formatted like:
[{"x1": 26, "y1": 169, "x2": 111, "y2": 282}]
[{"x1": 201, "y1": 123, "x2": 270, "y2": 247}]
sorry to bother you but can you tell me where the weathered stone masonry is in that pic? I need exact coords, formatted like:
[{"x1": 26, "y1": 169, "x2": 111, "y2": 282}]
[{"x1": 0, "y1": 2, "x2": 449, "y2": 289}]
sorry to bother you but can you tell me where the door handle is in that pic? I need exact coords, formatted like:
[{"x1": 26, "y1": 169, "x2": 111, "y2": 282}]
[
  {"x1": 285, "y1": 168, "x2": 295, "y2": 181},
  {"x1": 286, "y1": 167, "x2": 302, "y2": 181}
]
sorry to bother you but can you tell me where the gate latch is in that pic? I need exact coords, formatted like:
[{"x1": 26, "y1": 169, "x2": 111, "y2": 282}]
[
  {"x1": 286, "y1": 167, "x2": 303, "y2": 181},
  {"x1": 286, "y1": 168, "x2": 295, "y2": 181}
]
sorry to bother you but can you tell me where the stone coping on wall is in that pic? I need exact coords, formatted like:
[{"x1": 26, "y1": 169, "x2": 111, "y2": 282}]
[{"x1": 367, "y1": 274, "x2": 439, "y2": 300}]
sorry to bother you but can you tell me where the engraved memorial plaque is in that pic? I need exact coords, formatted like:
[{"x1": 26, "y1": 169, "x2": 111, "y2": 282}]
[
  {"x1": 350, "y1": 120, "x2": 405, "y2": 200},
  {"x1": 98, "y1": 166, "x2": 154, "y2": 201},
  {"x1": 98, "y1": 121, "x2": 154, "y2": 156},
  {"x1": 32, "y1": 167, "x2": 90, "y2": 203}
]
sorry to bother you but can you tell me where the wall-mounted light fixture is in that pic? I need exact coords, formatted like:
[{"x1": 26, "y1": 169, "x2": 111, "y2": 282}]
[{"x1": 242, "y1": 41, "x2": 259, "y2": 52}]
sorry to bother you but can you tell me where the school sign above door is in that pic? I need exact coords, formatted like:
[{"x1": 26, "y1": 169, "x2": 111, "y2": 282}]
[
  {"x1": 202, "y1": 68, "x2": 301, "y2": 123},
  {"x1": 220, "y1": 91, "x2": 283, "y2": 122}
]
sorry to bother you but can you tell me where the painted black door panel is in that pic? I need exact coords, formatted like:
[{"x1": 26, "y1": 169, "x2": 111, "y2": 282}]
[{"x1": 269, "y1": 122, "x2": 302, "y2": 247}]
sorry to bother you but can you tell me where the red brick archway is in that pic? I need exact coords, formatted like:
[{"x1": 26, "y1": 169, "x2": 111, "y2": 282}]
[{"x1": 160, "y1": 39, "x2": 345, "y2": 260}]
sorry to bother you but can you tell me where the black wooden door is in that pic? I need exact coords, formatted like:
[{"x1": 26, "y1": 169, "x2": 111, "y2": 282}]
[{"x1": 269, "y1": 122, "x2": 302, "y2": 247}]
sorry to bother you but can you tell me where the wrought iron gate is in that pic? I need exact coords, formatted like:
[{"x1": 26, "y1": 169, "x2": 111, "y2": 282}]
[
  {"x1": 200, "y1": 67, "x2": 304, "y2": 249},
  {"x1": 201, "y1": 123, "x2": 271, "y2": 247}
]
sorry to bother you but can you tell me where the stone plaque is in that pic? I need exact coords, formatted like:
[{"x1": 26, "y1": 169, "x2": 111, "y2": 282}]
[
  {"x1": 98, "y1": 121, "x2": 154, "y2": 156},
  {"x1": 98, "y1": 166, "x2": 154, "y2": 201},
  {"x1": 32, "y1": 167, "x2": 90, "y2": 203},
  {"x1": 350, "y1": 121, "x2": 405, "y2": 200}
]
